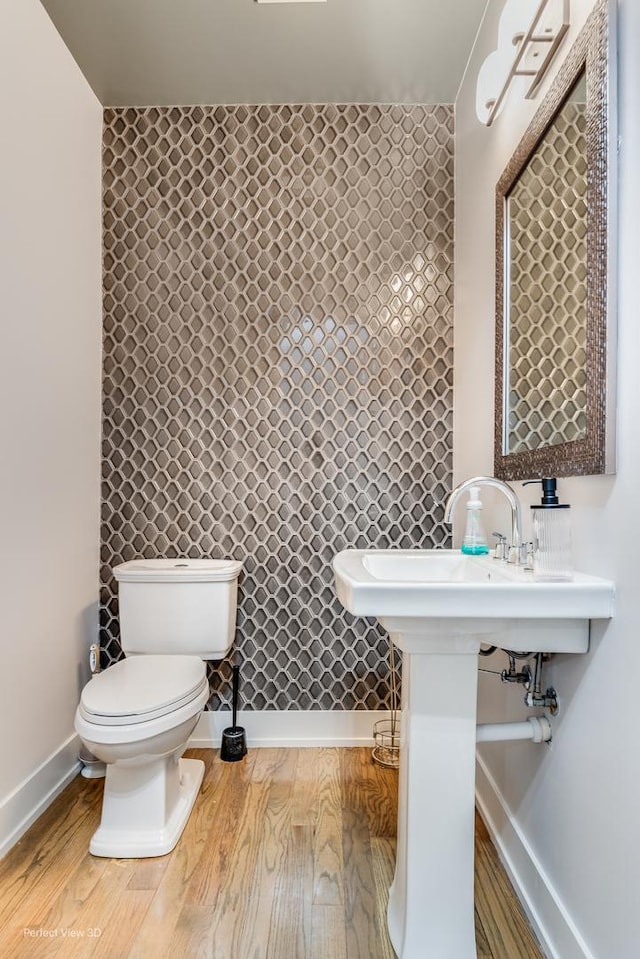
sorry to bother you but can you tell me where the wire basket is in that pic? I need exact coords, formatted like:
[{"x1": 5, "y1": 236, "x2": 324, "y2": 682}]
[
  {"x1": 372, "y1": 717, "x2": 400, "y2": 768},
  {"x1": 372, "y1": 636, "x2": 401, "y2": 768}
]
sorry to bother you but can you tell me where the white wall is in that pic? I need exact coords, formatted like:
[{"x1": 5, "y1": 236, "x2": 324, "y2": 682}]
[
  {"x1": 0, "y1": 0, "x2": 102, "y2": 852},
  {"x1": 455, "y1": 1, "x2": 639, "y2": 957}
]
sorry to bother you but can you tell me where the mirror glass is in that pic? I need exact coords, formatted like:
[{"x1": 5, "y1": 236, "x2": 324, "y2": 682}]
[
  {"x1": 494, "y1": 0, "x2": 615, "y2": 480},
  {"x1": 507, "y1": 73, "x2": 587, "y2": 455}
]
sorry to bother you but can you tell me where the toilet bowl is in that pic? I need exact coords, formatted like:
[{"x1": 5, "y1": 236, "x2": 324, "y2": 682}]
[{"x1": 75, "y1": 559, "x2": 242, "y2": 858}]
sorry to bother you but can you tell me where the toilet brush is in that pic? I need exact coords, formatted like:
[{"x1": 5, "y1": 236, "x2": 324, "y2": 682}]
[{"x1": 220, "y1": 663, "x2": 247, "y2": 762}]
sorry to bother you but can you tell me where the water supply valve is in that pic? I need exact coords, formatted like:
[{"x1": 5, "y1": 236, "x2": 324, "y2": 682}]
[
  {"x1": 524, "y1": 686, "x2": 559, "y2": 715},
  {"x1": 89, "y1": 644, "x2": 102, "y2": 675},
  {"x1": 501, "y1": 650, "x2": 532, "y2": 685},
  {"x1": 501, "y1": 664, "x2": 531, "y2": 685}
]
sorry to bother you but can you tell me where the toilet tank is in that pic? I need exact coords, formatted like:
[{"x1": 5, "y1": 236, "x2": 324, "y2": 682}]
[{"x1": 112, "y1": 559, "x2": 243, "y2": 659}]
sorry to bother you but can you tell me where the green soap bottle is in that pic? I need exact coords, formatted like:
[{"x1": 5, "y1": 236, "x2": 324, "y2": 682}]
[{"x1": 461, "y1": 485, "x2": 489, "y2": 555}]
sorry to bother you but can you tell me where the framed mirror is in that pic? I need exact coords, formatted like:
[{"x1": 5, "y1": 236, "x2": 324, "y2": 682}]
[{"x1": 494, "y1": 0, "x2": 616, "y2": 480}]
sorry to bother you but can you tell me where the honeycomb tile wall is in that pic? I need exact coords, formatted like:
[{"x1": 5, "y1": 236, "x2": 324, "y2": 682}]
[
  {"x1": 101, "y1": 103, "x2": 454, "y2": 710},
  {"x1": 508, "y1": 100, "x2": 587, "y2": 454}
]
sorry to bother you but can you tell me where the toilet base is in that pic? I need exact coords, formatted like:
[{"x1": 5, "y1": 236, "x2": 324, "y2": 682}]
[{"x1": 89, "y1": 757, "x2": 205, "y2": 858}]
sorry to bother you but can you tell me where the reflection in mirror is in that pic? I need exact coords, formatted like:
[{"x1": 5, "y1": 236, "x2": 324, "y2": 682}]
[
  {"x1": 494, "y1": 0, "x2": 616, "y2": 480},
  {"x1": 507, "y1": 73, "x2": 587, "y2": 455}
]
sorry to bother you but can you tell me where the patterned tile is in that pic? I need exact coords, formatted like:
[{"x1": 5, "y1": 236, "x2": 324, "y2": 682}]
[{"x1": 101, "y1": 103, "x2": 454, "y2": 710}]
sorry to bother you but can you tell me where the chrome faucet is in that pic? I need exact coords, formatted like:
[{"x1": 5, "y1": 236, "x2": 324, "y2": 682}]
[{"x1": 444, "y1": 476, "x2": 524, "y2": 563}]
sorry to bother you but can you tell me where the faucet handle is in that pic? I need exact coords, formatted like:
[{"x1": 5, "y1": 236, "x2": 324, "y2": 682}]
[
  {"x1": 508, "y1": 542, "x2": 533, "y2": 566},
  {"x1": 492, "y1": 531, "x2": 508, "y2": 561}
]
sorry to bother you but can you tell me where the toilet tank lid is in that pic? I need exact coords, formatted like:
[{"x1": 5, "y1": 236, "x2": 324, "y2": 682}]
[{"x1": 113, "y1": 559, "x2": 243, "y2": 583}]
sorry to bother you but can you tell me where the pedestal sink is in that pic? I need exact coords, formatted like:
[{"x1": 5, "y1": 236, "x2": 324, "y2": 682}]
[{"x1": 333, "y1": 549, "x2": 614, "y2": 959}]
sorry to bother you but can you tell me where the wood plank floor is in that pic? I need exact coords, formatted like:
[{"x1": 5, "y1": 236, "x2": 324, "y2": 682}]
[{"x1": 0, "y1": 748, "x2": 545, "y2": 959}]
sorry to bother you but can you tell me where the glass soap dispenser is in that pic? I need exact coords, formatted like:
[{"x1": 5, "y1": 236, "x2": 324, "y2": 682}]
[{"x1": 523, "y1": 477, "x2": 572, "y2": 581}]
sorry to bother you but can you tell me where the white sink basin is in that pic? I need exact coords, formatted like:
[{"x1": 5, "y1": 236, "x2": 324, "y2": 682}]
[{"x1": 333, "y1": 548, "x2": 614, "y2": 652}]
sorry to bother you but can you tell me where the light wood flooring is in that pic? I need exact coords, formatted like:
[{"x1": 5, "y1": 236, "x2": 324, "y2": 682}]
[{"x1": 0, "y1": 748, "x2": 545, "y2": 959}]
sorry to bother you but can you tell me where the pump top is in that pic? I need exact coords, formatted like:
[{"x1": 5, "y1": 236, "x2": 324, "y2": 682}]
[{"x1": 522, "y1": 477, "x2": 569, "y2": 509}]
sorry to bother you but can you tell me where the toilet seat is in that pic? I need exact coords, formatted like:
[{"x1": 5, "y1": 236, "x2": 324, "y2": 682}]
[
  {"x1": 79, "y1": 655, "x2": 208, "y2": 726},
  {"x1": 75, "y1": 678, "x2": 210, "y2": 748}
]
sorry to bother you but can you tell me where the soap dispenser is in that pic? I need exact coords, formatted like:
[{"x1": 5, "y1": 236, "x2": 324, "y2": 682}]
[
  {"x1": 523, "y1": 477, "x2": 572, "y2": 581},
  {"x1": 461, "y1": 486, "x2": 489, "y2": 555}
]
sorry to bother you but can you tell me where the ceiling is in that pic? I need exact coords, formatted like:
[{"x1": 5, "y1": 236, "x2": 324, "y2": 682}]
[{"x1": 38, "y1": 0, "x2": 488, "y2": 107}]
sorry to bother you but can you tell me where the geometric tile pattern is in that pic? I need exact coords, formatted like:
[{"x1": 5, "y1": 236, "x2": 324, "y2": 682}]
[
  {"x1": 507, "y1": 100, "x2": 587, "y2": 454},
  {"x1": 101, "y1": 103, "x2": 454, "y2": 710}
]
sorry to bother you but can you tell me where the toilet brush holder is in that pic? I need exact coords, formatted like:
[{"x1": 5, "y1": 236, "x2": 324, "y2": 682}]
[{"x1": 220, "y1": 664, "x2": 247, "y2": 762}]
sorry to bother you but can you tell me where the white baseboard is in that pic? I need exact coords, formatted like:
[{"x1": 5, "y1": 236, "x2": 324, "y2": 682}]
[
  {"x1": 0, "y1": 734, "x2": 82, "y2": 859},
  {"x1": 475, "y1": 753, "x2": 595, "y2": 959},
  {"x1": 190, "y1": 709, "x2": 390, "y2": 748}
]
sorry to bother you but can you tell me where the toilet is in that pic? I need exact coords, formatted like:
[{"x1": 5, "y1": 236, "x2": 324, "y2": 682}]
[{"x1": 75, "y1": 558, "x2": 242, "y2": 858}]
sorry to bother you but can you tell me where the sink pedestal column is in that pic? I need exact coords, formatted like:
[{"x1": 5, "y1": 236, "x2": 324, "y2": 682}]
[{"x1": 386, "y1": 637, "x2": 480, "y2": 959}]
